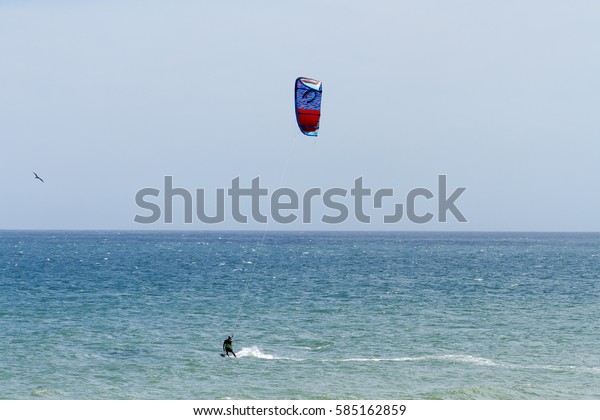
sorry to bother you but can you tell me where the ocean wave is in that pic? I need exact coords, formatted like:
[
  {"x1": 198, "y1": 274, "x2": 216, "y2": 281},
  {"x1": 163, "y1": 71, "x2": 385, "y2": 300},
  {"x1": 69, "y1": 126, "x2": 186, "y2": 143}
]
[
  {"x1": 342, "y1": 354, "x2": 498, "y2": 366},
  {"x1": 31, "y1": 388, "x2": 64, "y2": 397},
  {"x1": 430, "y1": 354, "x2": 499, "y2": 366},
  {"x1": 521, "y1": 364, "x2": 600, "y2": 375},
  {"x1": 339, "y1": 355, "x2": 600, "y2": 374},
  {"x1": 300, "y1": 344, "x2": 332, "y2": 351}
]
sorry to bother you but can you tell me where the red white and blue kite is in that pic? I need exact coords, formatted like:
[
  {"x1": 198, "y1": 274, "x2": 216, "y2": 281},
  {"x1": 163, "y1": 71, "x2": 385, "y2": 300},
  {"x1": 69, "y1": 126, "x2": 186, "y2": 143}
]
[{"x1": 294, "y1": 77, "x2": 322, "y2": 136}]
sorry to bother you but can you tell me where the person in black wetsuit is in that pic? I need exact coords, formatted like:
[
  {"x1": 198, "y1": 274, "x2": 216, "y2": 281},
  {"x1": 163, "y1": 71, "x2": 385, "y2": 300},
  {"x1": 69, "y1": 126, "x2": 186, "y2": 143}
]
[{"x1": 223, "y1": 335, "x2": 236, "y2": 357}]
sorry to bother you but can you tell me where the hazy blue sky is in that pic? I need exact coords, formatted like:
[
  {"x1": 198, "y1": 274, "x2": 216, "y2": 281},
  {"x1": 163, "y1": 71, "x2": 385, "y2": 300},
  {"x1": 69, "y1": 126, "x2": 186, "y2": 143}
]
[{"x1": 1, "y1": 0, "x2": 599, "y2": 231}]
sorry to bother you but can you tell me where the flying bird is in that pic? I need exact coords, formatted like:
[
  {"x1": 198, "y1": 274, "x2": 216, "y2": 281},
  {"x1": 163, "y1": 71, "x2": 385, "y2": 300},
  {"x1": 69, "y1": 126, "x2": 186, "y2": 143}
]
[{"x1": 33, "y1": 172, "x2": 44, "y2": 183}]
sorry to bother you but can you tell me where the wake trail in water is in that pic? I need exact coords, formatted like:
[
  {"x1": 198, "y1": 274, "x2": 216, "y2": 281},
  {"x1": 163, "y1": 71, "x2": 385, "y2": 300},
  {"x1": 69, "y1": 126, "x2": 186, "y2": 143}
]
[
  {"x1": 236, "y1": 346, "x2": 274, "y2": 359},
  {"x1": 227, "y1": 349, "x2": 600, "y2": 376},
  {"x1": 231, "y1": 350, "x2": 499, "y2": 365},
  {"x1": 235, "y1": 346, "x2": 304, "y2": 361}
]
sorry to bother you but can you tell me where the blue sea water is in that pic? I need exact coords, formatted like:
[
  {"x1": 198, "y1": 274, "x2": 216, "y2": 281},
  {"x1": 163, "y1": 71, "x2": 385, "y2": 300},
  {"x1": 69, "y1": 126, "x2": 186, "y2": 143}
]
[{"x1": 1, "y1": 231, "x2": 599, "y2": 399}]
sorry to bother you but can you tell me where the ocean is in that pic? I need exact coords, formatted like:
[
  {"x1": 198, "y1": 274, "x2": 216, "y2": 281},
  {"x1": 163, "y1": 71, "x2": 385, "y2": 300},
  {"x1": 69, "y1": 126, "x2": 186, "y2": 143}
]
[{"x1": 1, "y1": 231, "x2": 599, "y2": 399}]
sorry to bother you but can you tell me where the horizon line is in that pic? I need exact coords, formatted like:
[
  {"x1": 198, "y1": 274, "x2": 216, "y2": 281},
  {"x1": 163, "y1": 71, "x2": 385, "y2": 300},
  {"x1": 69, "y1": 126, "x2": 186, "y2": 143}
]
[{"x1": 1, "y1": 228, "x2": 599, "y2": 234}]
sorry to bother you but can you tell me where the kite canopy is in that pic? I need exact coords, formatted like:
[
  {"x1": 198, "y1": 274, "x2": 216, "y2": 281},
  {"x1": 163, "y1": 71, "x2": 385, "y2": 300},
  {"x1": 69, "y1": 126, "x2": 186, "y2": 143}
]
[{"x1": 295, "y1": 77, "x2": 322, "y2": 136}]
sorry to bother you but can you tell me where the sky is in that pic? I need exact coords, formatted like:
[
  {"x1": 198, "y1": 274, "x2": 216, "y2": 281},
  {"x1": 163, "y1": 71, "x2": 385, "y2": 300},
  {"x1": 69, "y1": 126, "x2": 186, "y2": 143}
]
[{"x1": 1, "y1": 0, "x2": 599, "y2": 231}]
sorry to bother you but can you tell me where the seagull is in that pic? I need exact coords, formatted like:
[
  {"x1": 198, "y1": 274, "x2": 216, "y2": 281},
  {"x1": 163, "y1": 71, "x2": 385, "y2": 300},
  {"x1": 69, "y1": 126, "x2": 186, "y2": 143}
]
[{"x1": 33, "y1": 172, "x2": 44, "y2": 183}]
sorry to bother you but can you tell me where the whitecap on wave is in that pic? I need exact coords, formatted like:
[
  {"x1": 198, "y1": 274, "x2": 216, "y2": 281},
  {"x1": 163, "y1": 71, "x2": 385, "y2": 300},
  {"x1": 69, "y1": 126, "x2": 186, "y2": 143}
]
[{"x1": 431, "y1": 354, "x2": 498, "y2": 366}]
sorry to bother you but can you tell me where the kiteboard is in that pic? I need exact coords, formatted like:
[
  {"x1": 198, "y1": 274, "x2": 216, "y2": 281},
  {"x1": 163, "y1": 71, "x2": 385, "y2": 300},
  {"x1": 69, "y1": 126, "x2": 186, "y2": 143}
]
[{"x1": 220, "y1": 353, "x2": 227, "y2": 357}]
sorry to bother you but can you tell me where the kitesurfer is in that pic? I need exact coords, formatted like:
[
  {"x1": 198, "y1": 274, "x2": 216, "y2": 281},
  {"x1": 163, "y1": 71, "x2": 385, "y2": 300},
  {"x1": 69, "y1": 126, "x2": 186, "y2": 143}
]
[{"x1": 223, "y1": 335, "x2": 236, "y2": 357}]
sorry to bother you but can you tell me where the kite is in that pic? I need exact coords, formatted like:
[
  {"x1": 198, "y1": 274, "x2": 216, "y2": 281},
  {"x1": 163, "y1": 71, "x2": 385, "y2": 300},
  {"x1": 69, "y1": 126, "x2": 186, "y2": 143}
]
[{"x1": 294, "y1": 77, "x2": 322, "y2": 136}]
